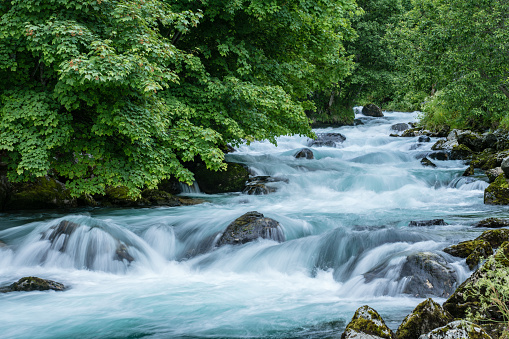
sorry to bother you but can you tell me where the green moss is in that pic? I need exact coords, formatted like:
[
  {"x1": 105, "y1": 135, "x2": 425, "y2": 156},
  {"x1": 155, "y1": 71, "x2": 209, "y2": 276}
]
[
  {"x1": 193, "y1": 162, "x2": 249, "y2": 194},
  {"x1": 479, "y1": 229, "x2": 509, "y2": 248},
  {"x1": 342, "y1": 306, "x2": 393, "y2": 339},
  {"x1": 484, "y1": 174, "x2": 509, "y2": 205},
  {"x1": 7, "y1": 176, "x2": 76, "y2": 210},
  {"x1": 396, "y1": 298, "x2": 452, "y2": 339}
]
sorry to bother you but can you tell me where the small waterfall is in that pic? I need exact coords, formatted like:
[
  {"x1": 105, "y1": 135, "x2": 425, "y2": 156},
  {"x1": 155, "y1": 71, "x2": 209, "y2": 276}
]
[{"x1": 180, "y1": 181, "x2": 201, "y2": 194}]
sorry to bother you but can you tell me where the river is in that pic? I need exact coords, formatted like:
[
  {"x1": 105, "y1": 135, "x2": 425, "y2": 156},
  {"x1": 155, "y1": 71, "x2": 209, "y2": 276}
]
[{"x1": 0, "y1": 110, "x2": 505, "y2": 338}]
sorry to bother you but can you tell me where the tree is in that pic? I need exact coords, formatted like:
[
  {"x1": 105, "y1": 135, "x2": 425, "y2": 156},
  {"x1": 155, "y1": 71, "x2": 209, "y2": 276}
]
[
  {"x1": 388, "y1": 0, "x2": 509, "y2": 130},
  {"x1": 0, "y1": 0, "x2": 358, "y2": 197}
]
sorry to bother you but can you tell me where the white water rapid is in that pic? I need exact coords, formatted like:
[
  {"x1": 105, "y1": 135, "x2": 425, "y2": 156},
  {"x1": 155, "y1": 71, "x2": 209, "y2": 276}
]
[{"x1": 0, "y1": 110, "x2": 506, "y2": 338}]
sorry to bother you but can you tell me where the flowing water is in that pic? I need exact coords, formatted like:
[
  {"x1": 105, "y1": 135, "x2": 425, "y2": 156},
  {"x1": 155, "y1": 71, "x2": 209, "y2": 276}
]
[{"x1": 0, "y1": 110, "x2": 507, "y2": 338}]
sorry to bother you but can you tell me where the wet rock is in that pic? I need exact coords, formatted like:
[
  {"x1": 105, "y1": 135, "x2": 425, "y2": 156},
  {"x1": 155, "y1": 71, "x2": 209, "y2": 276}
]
[
  {"x1": 115, "y1": 244, "x2": 134, "y2": 263},
  {"x1": 478, "y1": 228, "x2": 509, "y2": 248},
  {"x1": 391, "y1": 123, "x2": 410, "y2": 132},
  {"x1": 308, "y1": 133, "x2": 346, "y2": 147},
  {"x1": 396, "y1": 298, "x2": 453, "y2": 339},
  {"x1": 443, "y1": 239, "x2": 493, "y2": 270},
  {"x1": 454, "y1": 130, "x2": 483, "y2": 152},
  {"x1": 354, "y1": 119, "x2": 364, "y2": 125},
  {"x1": 485, "y1": 167, "x2": 503, "y2": 183},
  {"x1": 402, "y1": 128, "x2": 422, "y2": 137},
  {"x1": 341, "y1": 305, "x2": 394, "y2": 339},
  {"x1": 470, "y1": 150, "x2": 508, "y2": 171},
  {"x1": 6, "y1": 176, "x2": 77, "y2": 210},
  {"x1": 501, "y1": 156, "x2": 509, "y2": 178},
  {"x1": 294, "y1": 148, "x2": 314, "y2": 159},
  {"x1": 428, "y1": 151, "x2": 449, "y2": 161},
  {"x1": 140, "y1": 189, "x2": 182, "y2": 206},
  {"x1": 217, "y1": 211, "x2": 285, "y2": 246},
  {"x1": 362, "y1": 104, "x2": 384, "y2": 117},
  {"x1": 243, "y1": 176, "x2": 286, "y2": 195},
  {"x1": 400, "y1": 252, "x2": 457, "y2": 298},
  {"x1": 418, "y1": 136, "x2": 431, "y2": 143},
  {"x1": 421, "y1": 158, "x2": 437, "y2": 168},
  {"x1": 484, "y1": 174, "x2": 509, "y2": 205},
  {"x1": 475, "y1": 217, "x2": 509, "y2": 229},
  {"x1": 450, "y1": 144, "x2": 473, "y2": 160},
  {"x1": 462, "y1": 165, "x2": 475, "y2": 176},
  {"x1": 46, "y1": 220, "x2": 80, "y2": 251},
  {"x1": 408, "y1": 219, "x2": 448, "y2": 227},
  {"x1": 418, "y1": 320, "x2": 491, "y2": 339},
  {"x1": 193, "y1": 162, "x2": 249, "y2": 194},
  {"x1": 0, "y1": 276, "x2": 66, "y2": 293}
]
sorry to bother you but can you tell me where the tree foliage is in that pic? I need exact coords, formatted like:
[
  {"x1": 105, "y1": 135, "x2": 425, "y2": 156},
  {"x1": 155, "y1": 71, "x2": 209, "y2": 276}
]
[
  {"x1": 388, "y1": 0, "x2": 509, "y2": 129},
  {"x1": 0, "y1": 0, "x2": 358, "y2": 196}
]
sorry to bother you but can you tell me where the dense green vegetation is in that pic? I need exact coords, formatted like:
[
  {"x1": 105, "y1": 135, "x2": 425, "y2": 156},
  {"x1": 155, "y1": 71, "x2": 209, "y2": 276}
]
[
  {"x1": 0, "y1": 0, "x2": 507, "y2": 196},
  {"x1": 0, "y1": 0, "x2": 358, "y2": 196}
]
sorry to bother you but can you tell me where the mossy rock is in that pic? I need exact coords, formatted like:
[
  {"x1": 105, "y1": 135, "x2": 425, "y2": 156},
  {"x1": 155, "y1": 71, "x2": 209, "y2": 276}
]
[
  {"x1": 443, "y1": 239, "x2": 492, "y2": 259},
  {"x1": 361, "y1": 103, "x2": 384, "y2": 117},
  {"x1": 419, "y1": 320, "x2": 491, "y2": 339},
  {"x1": 450, "y1": 144, "x2": 473, "y2": 160},
  {"x1": 484, "y1": 174, "x2": 509, "y2": 205},
  {"x1": 341, "y1": 305, "x2": 394, "y2": 339},
  {"x1": 103, "y1": 186, "x2": 139, "y2": 207},
  {"x1": 396, "y1": 298, "x2": 452, "y2": 339},
  {"x1": 0, "y1": 276, "x2": 66, "y2": 293},
  {"x1": 193, "y1": 162, "x2": 249, "y2": 194},
  {"x1": 478, "y1": 228, "x2": 509, "y2": 248},
  {"x1": 140, "y1": 189, "x2": 181, "y2": 206},
  {"x1": 470, "y1": 150, "x2": 500, "y2": 170},
  {"x1": 102, "y1": 187, "x2": 184, "y2": 207},
  {"x1": 6, "y1": 176, "x2": 77, "y2": 210},
  {"x1": 217, "y1": 211, "x2": 285, "y2": 246},
  {"x1": 476, "y1": 217, "x2": 509, "y2": 229}
]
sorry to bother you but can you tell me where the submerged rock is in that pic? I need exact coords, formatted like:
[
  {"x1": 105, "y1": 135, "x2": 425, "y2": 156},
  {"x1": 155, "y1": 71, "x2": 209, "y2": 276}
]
[
  {"x1": 421, "y1": 157, "x2": 437, "y2": 168},
  {"x1": 0, "y1": 276, "x2": 66, "y2": 293},
  {"x1": 46, "y1": 220, "x2": 80, "y2": 251},
  {"x1": 308, "y1": 133, "x2": 346, "y2": 147},
  {"x1": 418, "y1": 320, "x2": 491, "y2": 339},
  {"x1": 294, "y1": 148, "x2": 314, "y2": 159},
  {"x1": 361, "y1": 104, "x2": 384, "y2": 117},
  {"x1": 400, "y1": 252, "x2": 457, "y2": 298},
  {"x1": 217, "y1": 211, "x2": 285, "y2": 246},
  {"x1": 396, "y1": 298, "x2": 453, "y2": 339},
  {"x1": 475, "y1": 217, "x2": 509, "y2": 228},
  {"x1": 408, "y1": 219, "x2": 448, "y2": 227},
  {"x1": 484, "y1": 174, "x2": 509, "y2": 205},
  {"x1": 115, "y1": 244, "x2": 135, "y2": 263},
  {"x1": 341, "y1": 305, "x2": 394, "y2": 339}
]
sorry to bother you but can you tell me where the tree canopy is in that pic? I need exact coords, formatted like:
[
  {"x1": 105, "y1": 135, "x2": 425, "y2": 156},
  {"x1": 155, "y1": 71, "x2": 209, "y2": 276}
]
[{"x1": 0, "y1": 0, "x2": 358, "y2": 196}]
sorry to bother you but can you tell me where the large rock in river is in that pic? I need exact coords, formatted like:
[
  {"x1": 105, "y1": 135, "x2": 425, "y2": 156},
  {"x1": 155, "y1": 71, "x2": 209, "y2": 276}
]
[
  {"x1": 341, "y1": 305, "x2": 394, "y2": 339},
  {"x1": 308, "y1": 133, "x2": 346, "y2": 147},
  {"x1": 193, "y1": 162, "x2": 249, "y2": 194},
  {"x1": 217, "y1": 211, "x2": 285, "y2": 246},
  {"x1": 484, "y1": 174, "x2": 509, "y2": 205},
  {"x1": 361, "y1": 104, "x2": 384, "y2": 117},
  {"x1": 400, "y1": 252, "x2": 457, "y2": 298},
  {"x1": 0, "y1": 276, "x2": 66, "y2": 293},
  {"x1": 396, "y1": 298, "x2": 453, "y2": 339},
  {"x1": 294, "y1": 148, "x2": 314, "y2": 159}
]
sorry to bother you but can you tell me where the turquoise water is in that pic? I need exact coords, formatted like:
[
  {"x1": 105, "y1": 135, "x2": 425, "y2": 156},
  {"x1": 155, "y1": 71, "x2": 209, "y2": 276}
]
[{"x1": 0, "y1": 110, "x2": 506, "y2": 338}]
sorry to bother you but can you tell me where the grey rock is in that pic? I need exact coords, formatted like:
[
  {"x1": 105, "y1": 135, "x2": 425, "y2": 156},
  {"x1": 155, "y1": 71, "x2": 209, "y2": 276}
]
[
  {"x1": 408, "y1": 219, "x2": 448, "y2": 227},
  {"x1": 486, "y1": 167, "x2": 503, "y2": 183},
  {"x1": 217, "y1": 211, "x2": 285, "y2": 246},
  {"x1": 501, "y1": 156, "x2": 509, "y2": 177},
  {"x1": 418, "y1": 320, "x2": 491, "y2": 339},
  {"x1": 308, "y1": 133, "x2": 346, "y2": 147},
  {"x1": 294, "y1": 148, "x2": 314, "y2": 159},
  {"x1": 391, "y1": 123, "x2": 410, "y2": 132},
  {"x1": 418, "y1": 136, "x2": 431, "y2": 143},
  {"x1": 421, "y1": 158, "x2": 437, "y2": 168},
  {"x1": 362, "y1": 104, "x2": 384, "y2": 117}
]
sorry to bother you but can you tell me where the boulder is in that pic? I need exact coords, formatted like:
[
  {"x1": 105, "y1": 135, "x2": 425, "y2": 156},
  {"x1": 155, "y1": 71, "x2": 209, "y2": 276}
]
[
  {"x1": 450, "y1": 144, "x2": 473, "y2": 160},
  {"x1": 481, "y1": 133, "x2": 498, "y2": 150},
  {"x1": 243, "y1": 176, "x2": 286, "y2": 195},
  {"x1": 341, "y1": 305, "x2": 394, "y2": 339},
  {"x1": 400, "y1": 252, "x2": 457, "y2": 298},
  {"x1": 391, "y1": 123, "x2": 410, "y2": 132},
  {"x1": 396, "y1": 298, "x2": 453, "y2": 339},
  {"x1": 485, "y1": 167, "x2": 503, "y2": 183},
  {"x1": 418, "y1": 136, "x2": 431, "y2": 143},
  {"x1": 294, "y1": 148, "x2": 314, "y2": 159},
  {"x1": 408, "y1": 219, "x2": 448, "y2": 227},
  {"x1": 308, "y1": 133, "x2": 346, "y2": 147},
  {"x1": 462, "y1": 165, "x2": 475, "y2": 176},
  {"x1": 478, "y1": 229, "x2": 509, "y2": 248},
  {"x1": 421, "y1": 158, "x2": 437, "y2": 168},
  {"x1": 454, "y1": 130, "x2": 483, "y2": 152},
  {"x1": 502, "y1": 156, "x2": 509, "y2": 178},
  {"x1": 47, "y1": 220, "x2": 80, "y2": 251},
  {"x1": 361, "y1": 104, "x2": 384, "y2": 117},
  {"x1": 443, "y1": 239, "x2": 493, "y2": 270},
  {"x1": 475, "y1": 217, "x2": 509, "y2": 228},
  {"x1": 418, "y1": 320, "x2": 491, "y2": 339},
  {"x1": 0, "y1": 276, "x2": 66, "y2": 293},
  {"x1": 216, "y1": 211, "x2": 285, "y2": 246},
  {"x1": 427, "y1": 151, "x2": 450, "y2": 161},
  {"x1": 5, "y1": 176, "x2": 77, "y2": 210},
  {"x1": 193, "y1": 162, "x2": 249, "y2": 194},
  {"x1": 484, "y1": 174, "x2": 509, "y2": 205},
  {"x1": 140, "y1": 189, "x2": 182, "y2": 206}
]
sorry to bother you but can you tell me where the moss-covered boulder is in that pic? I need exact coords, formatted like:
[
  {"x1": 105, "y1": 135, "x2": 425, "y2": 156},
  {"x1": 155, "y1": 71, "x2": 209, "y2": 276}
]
[
  {"x1": 0, "y1": 276, "x2": 66, "y2": 293},
  {"x1": 193, "y1": 162, "x2": 249, "y2": 194},
  {"x1": 475, "y1": 217, "x2": 509, "y2": 228},
  {"x1": 396, "y1": 298, "x2": 453, "y2": 339},
  {"x1": 341, "y1": 305, "x2": 394, "y2": 339},
  {"x1": 443, "y1": 242, "x2": 509, "y2": 338},
  {"x1": 5, "y1": 176, "x2": 77, "y2": 210},
  {"x1": 400, "y1": 252, "x2": 457, "y2": 298},
  {"x1": 419, "y1": 320, "x2": 491, "y2": 339},
  {"x1": 478, "y1": 228, "x2": 509, "y2": 248},
  {"x1": 484, "y1": 174, "x2": 509, "y2": 205},
  {"x1": 450, "y1": 144, "x2": 473, "y2": 160},
  {"x1": 443, "y1": 239, "x2": 493, "y2": 270},
  {"x1": 308, "y1": 133, "x2": 346, "y2": 148},
  {"x1": 361, "y1": 104, "x2": 384, "y2": 117},
  {"x1": 217, "y1": 211, "x2": 285, "y2": 246}
]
